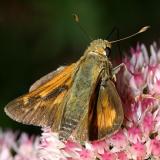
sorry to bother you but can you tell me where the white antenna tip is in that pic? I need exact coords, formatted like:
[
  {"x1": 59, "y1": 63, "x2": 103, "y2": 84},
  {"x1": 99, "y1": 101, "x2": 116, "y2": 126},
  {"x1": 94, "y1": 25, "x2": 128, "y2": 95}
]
[
  {"x1": 73, "y1": 13, "x2": 79, "y2": 23},
  {"x1": 139, "y1": 26, "x2": 150, "y2": 33}
]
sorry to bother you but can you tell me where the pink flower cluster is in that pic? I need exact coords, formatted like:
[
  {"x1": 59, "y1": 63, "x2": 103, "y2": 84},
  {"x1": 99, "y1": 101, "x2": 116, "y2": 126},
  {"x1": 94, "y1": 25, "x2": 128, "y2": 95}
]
[
  {"x1": 39, "y1": 43, "x2": 160, "y2": 160},
  {"x1": 0, "y1": 129, "x2": 40, "y2": 160}
]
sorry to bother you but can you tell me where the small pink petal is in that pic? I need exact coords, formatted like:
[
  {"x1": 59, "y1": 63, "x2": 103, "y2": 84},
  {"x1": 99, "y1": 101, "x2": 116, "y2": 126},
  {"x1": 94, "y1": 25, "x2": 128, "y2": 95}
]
[
  {"x1": 140, "y1": 112, "x2": 154, "y2": 136},
  {"x1": 150, "y1": 45, "x2": 157, "y2": 65},
  {"x1": 141, "y1": 44, "x2": 149, "y2": 65},
  {"x1": 91, "y1": 140, "x2": 108, "y2": 154}
]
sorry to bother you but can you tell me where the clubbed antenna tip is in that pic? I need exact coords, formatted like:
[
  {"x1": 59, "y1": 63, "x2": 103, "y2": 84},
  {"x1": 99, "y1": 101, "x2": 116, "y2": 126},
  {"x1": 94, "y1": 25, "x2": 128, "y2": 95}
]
[
  {"x1": 110, "y1": 25, "x2": 150, "y2": 44},
  {"x1": 138, "y1": 26, "x2": 150, "y2": 33},
  {"x1": 72, "y1": 14, "x2": 80, "y2": 23},
  {"x1": 72, "y1": 13, "x2": 93, "y2": 40}
]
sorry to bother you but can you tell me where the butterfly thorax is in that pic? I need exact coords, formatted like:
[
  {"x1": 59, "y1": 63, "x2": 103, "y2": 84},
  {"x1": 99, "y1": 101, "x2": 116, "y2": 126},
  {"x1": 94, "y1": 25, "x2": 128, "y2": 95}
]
[{"x1": 83, "y1": 39, "x2": 113, "y2": 80}]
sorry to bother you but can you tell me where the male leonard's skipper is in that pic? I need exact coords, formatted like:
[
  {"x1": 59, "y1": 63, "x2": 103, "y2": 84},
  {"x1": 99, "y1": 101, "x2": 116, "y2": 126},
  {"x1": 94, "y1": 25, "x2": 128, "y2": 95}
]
[{"x1": 4, "y1": 26, "x2": 149, "y2": 142}]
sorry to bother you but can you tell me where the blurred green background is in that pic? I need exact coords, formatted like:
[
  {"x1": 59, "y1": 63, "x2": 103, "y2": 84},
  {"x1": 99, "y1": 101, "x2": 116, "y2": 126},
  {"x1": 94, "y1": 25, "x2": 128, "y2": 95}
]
[{"x1": 0, "y1": 0, "x2": 159, "y2": 134}]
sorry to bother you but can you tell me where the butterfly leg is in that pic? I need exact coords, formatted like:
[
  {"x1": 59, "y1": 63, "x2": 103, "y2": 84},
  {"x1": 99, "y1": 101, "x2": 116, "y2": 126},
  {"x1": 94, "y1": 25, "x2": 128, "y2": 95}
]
[
  {"x1": 111, "y1": 63, "x2": 128, "y2": 82},
  {"x1": 112, "y1": 63, "x2": 127, "y2": 75}
]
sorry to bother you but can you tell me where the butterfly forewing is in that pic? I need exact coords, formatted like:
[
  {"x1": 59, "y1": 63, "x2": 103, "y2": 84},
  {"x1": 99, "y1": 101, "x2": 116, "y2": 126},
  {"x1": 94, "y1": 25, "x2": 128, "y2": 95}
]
[
  {"x1": 4, "y1": 63, "x2": 76, "y2": 130},
  {"x1": 29, "y1": 66, "x2": 65, "y2": 92}
]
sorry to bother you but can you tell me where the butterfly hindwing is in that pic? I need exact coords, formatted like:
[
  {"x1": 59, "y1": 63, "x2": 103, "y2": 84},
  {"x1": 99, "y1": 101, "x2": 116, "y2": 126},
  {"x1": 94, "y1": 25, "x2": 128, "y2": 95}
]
[
  {"x1": 4, "y1": 63, "x2": 76, "y2": 130},
  {"x1": 89, "y1": 79, "x2": 123, "y2": 140}
]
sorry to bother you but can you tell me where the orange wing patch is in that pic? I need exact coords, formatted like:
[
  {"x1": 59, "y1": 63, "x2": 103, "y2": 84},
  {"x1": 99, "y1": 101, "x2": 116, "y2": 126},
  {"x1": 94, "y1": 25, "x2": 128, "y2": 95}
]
[{"x1": 97, "y1": 87, "x2": 117, "y2": 129}]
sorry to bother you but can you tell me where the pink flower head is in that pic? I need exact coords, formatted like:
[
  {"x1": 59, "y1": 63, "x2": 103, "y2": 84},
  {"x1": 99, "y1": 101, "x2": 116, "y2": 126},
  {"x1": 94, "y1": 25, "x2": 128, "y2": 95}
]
[
  {"x1": 39, "y1": 127, "x2": 66, "y2": 160},
  {"x1": 0, "y1": 129, "x2": 40, "y2": 160}
]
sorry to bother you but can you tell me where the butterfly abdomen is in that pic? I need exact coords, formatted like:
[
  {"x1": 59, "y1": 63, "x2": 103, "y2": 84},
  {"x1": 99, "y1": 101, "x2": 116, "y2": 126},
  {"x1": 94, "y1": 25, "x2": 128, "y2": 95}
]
[{"x1": 59, "y1": 118, "x2": 79, "y2": 140}]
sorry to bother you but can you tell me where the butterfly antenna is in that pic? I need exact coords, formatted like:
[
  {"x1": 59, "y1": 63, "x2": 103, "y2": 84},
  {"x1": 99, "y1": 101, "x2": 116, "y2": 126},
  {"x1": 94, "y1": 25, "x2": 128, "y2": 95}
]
[
  {"x1": 110, "y1": 26, "x2": 150, "y2": 44},
  {"x1": 72, "y1": 13, "x2": 93, "y2": 41}
]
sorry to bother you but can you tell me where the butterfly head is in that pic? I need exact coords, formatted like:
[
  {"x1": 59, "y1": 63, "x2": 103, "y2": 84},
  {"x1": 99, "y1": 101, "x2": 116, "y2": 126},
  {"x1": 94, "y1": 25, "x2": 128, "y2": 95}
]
[
  {"x1": 87, "y1": 26, "x2": 150, "y2": 58},
  {"x1": 87, "y1": 39, "x2": 111, "y2": 57}
]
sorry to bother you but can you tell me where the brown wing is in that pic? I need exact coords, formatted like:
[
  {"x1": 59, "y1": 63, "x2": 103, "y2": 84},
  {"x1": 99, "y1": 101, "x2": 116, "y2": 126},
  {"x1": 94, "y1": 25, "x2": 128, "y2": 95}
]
[
  {"x1": 89, "y1": 79, "x2": 124, "y2": 141},
  {"x1": 4, "y1": 63, "x2": 76, "y2": 131}
]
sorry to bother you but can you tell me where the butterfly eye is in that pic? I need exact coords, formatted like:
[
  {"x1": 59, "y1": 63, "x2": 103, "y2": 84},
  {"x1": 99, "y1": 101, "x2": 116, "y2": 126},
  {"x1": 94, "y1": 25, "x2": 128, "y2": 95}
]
[{"x1": 105, "y1": 47, "x2": 111, "y2": 57}]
